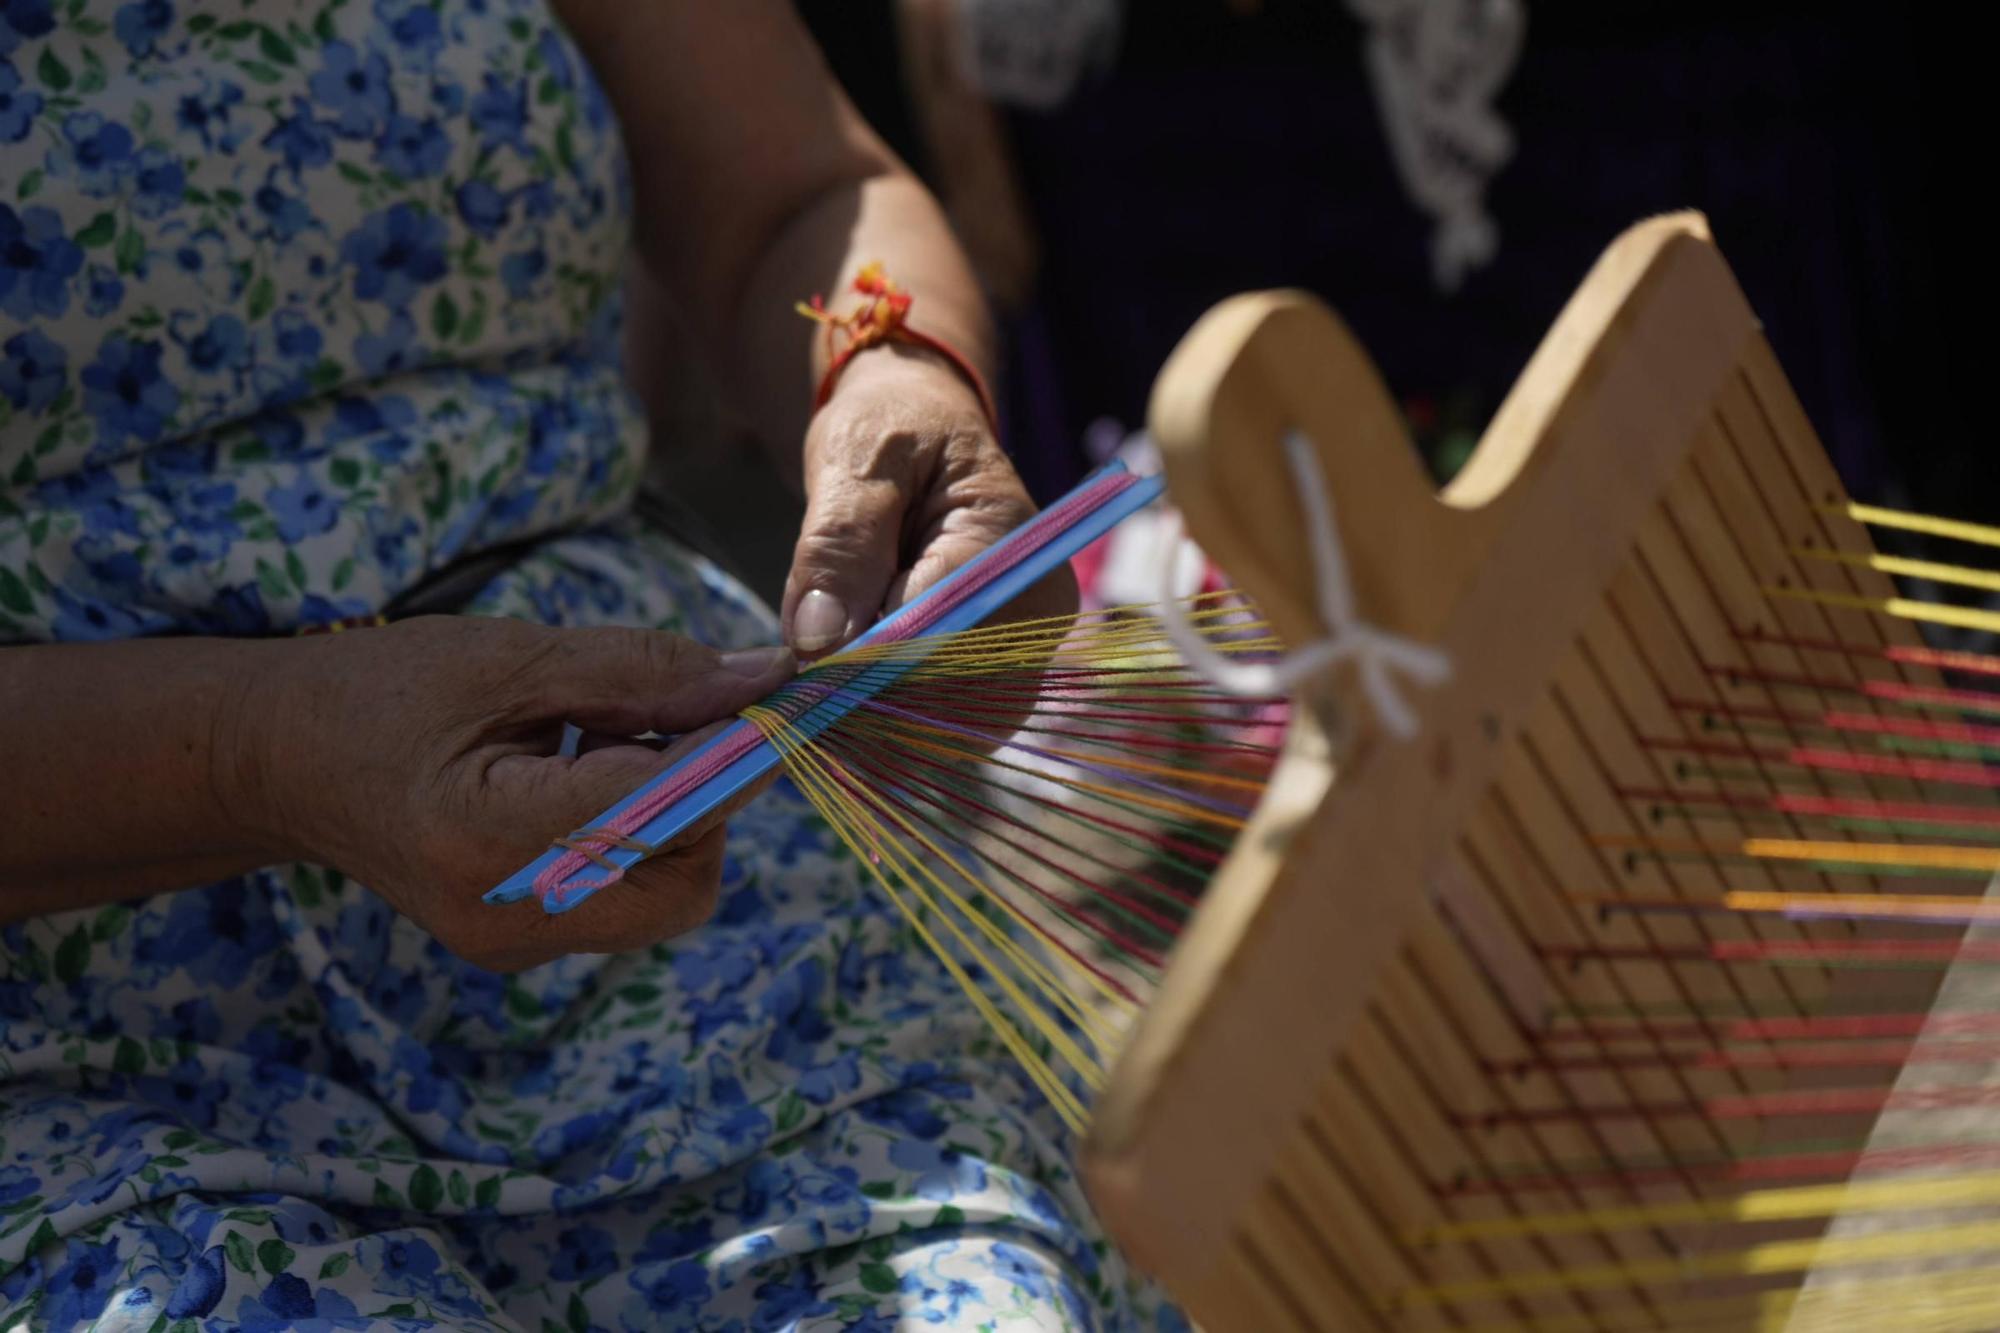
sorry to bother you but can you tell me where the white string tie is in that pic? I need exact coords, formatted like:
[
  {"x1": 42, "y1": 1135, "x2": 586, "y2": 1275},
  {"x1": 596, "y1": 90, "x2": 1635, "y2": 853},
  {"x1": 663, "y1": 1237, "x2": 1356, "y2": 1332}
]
[{"x1": 1157, "y1": 430, "x2": 1452, "y2": 740}]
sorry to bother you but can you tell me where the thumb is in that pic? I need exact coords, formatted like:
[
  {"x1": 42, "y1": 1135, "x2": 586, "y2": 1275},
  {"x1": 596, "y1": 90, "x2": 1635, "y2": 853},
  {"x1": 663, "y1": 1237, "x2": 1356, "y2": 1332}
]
[
  {"x1": 517, "y1": 627, "x2": 795, "y2": 737},
  {"x1": 783, "y1": 474, "x2": 906, "y2": 659}
]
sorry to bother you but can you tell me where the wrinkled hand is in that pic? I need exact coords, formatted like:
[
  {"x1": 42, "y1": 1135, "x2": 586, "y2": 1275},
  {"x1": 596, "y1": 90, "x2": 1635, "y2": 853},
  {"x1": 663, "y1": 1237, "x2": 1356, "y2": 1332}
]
[
  {"x1": 782, "y1": 350, "x2": 1076, "y2": 657},
  {"x1": 230, "y1": 617, "x2": 795, "y2": 971}
]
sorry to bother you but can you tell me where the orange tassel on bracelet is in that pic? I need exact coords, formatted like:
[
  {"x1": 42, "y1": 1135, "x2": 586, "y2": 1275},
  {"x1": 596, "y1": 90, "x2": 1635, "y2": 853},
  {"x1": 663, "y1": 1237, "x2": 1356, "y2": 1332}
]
[{"x1": 797, "y1": 262, "x2": 999, "y2": 431}]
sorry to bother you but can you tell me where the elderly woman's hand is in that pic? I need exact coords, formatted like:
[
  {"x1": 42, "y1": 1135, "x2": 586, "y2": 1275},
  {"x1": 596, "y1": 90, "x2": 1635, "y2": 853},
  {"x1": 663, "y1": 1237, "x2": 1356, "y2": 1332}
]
[
  {"x1": 781, "y1": 351, "x2": 1076, "y2": 657},
  {"x1": 234, "y1": 617, "x2": 794, "y2": 971}
]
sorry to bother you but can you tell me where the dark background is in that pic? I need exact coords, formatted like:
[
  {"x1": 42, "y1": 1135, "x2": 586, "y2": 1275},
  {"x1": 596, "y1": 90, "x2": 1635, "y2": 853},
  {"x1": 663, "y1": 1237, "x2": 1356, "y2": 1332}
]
[{"x1": 800, "y1": 0, "x2": 1987, "y2": 524}]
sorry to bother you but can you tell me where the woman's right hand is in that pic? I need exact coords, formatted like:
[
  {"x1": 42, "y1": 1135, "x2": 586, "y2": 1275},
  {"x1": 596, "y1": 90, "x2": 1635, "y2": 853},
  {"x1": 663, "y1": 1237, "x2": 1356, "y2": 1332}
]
[{"x1": 229, "y1": 617, "x2": 795, "y2": 972}]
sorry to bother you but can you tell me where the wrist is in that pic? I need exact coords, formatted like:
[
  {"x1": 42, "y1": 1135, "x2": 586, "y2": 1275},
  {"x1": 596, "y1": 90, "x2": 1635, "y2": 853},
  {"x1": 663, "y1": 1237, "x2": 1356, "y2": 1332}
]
[
  {"x1": 204, "y1": 637, "x2": 315, "y2": 867},
  {"x1": 801, "y1": 263, "x2": 998, "y2": 431},
  {"x1": 823, "y1": 342, "x2": 993, "y2": 424}
]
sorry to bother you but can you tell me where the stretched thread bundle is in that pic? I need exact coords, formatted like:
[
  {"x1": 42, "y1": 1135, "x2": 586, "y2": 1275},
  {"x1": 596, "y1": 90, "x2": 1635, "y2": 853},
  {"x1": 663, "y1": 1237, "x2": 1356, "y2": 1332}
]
[
  {"x1": 741, "y1": 591, "x2": 1288, "y2": 1133},
  {"x1": 512, "y1": 463, "x2": 1159, "y2": 909}
]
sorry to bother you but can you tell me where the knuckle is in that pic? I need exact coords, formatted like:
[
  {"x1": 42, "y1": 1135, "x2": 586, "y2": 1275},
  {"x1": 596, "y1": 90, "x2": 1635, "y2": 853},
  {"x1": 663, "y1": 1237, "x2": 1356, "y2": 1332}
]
[
  {"x1": 791, "y1": 534, "x2": 868, "y2": 582},
  {"x1": 636, "y1": 630, "x2": 702, "y2": 684},
  {"x1": 493, "y1": 629, "x2": 568, "y2": 710},
  {"x1": 795, "y1": 496, "x2": 897, "y2": 574}
]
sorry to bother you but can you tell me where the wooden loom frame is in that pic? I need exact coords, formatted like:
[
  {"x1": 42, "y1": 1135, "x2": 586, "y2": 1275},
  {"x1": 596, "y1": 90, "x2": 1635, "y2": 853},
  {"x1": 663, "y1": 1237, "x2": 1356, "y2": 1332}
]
[{"x1": 1080, "y1": 212, "x2": 1964, "y2": 1329}]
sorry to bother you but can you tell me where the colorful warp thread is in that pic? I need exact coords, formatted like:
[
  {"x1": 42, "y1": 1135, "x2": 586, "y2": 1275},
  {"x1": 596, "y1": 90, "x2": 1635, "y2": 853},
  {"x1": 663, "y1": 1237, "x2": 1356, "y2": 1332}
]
[
  {"x1": 1382, "y1": 496, "x2": 2000, "y2": 1324},
  {"x1": 742, "y1": 592, "x2": 1286, "y2": 1132}
]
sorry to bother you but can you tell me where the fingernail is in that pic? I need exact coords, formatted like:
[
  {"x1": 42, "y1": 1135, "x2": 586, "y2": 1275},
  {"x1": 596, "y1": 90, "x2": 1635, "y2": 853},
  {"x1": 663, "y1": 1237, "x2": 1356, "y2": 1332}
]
[
  {"x1": 791, "y1": 590, "x2": 848, "y2": 653},
  {"x1": 720, "y1": 645, "x2": 792, "y2": 677}
]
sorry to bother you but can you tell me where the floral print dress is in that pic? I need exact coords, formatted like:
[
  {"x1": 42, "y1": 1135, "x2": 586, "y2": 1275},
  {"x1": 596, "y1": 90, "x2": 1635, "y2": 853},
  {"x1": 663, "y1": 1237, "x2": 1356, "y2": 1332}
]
[{"x1": 0, "y1": 3, "x2": 1179, "y2": 1329}]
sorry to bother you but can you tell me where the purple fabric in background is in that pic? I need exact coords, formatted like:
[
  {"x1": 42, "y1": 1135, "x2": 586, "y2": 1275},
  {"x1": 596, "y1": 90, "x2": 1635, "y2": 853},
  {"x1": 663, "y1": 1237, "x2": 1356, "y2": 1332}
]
[{"x1": 990, "y1": 1, "x2": 1982, "y2": 523}]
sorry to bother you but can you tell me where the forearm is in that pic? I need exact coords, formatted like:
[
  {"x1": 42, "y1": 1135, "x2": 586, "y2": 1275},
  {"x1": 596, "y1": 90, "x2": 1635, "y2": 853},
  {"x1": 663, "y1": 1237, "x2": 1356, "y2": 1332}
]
[
  {"x1": 730, "y1": 170, "x2": 999, "y2": 486},
  {"x1": 549, "y1": 0, "x2": 997, "y2": 481},
  {"x1": 0, "y1": 638, "x2": 287, "y2": 920}
]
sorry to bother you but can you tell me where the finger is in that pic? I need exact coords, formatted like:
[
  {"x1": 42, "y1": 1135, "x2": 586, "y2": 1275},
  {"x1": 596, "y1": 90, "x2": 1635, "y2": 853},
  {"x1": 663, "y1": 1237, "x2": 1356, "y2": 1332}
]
[
  {"x1": 574, "y1": 729, "x2": 666, "y2": 755},
  {"x1": 481, "y1": 722, "x2": 774, "y2": 884},
  {"x1": 485, "y1": 720, "x2": 765, "y2": 845},
  {"x1": 548, "y1": 822, "x2": 731, "y2": 954},
  {"x1": 509, "y1": 627, "x2": 794, "y2": 737},
  {"x1": 876, "y1": 435, "x2": 1042, "y2": 614},
  {"x1": 527, "y1": 753, "x2": 772, "y2": 953},
  {"x1": 888, "y1": 510, "x2": 1080, "y2": 754},
  {"x1": 474, "y1": 823, "x2": 733, "y2": 970},
  {"x1": 886, "y1": 506, "x2": 1078, "y2": 626},
  {"x1": 782, "y1": 452, "x2": 910, "y2": 659}
]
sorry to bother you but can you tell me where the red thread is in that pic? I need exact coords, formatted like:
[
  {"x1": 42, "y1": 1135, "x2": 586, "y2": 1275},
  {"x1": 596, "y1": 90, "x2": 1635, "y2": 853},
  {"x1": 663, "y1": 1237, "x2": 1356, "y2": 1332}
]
[
  {"x1": 1731, "y1": 628, "x2": 2000, "y2": 679},
  {"x1": 827, "y1": 745, "x2": 1172, "y2": 976},
  {"x1": 1771, "y1": 790, "x2": 2000, "y2": 829},
  {"x1": 1539, "y1": 939, "x2": 2000, "y2": 965},
  {"x1": 837, "y1": 710, "x2": 1227, "y2": 869},
  {"x1": 809, "y1": 744, "x2": 1151, "y2": 998},
  {"x1": 1441, "y1": 1141, "x2": 2000, "y2": 1197},
  {"x1": 1862, "y1": 677, "x2": 2000, "y2": 712},
  {"x1": 1728, "y1": 1012, "x2": 2000, "y2": 1041},
  {"x1": 1704, "y1": 662, "x2": 2000, "y2": 711},
  {"x1": 1787, "y1": 746, "x2": 2000, "y2": 788},
  {"x1": 1488, "y1": 1042, "x2": 2000, "y2": 1074},
  {"x1": 1452, "y1": 1085, "x2": 2000, "y2": 1128},
  {"x1": 1728, "y1": 1142, "x2": 2000, "y2": 1183},
  {"x1": 800, "y1": 262, "x2": 998, "y2": 431},
  {"x1": 1819, "y1": 709, "x2": 2000, "y2": 751}
]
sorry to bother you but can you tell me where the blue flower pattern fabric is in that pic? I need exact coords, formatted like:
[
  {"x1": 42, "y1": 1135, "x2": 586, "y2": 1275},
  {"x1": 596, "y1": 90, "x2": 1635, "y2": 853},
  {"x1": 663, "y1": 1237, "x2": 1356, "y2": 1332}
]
[
  {"x1": 1, "y1": 0, "x2": 644, "y2": 641},
  {"x1": 0, "y1": 2, "x2": 1180, "y2": 1329}
]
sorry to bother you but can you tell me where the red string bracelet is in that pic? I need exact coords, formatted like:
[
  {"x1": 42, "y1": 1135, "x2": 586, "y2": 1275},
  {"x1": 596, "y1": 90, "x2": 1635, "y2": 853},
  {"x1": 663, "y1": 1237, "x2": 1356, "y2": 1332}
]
[{"x1": 797, "y1": 262, "x2": 999, "y2": 432}]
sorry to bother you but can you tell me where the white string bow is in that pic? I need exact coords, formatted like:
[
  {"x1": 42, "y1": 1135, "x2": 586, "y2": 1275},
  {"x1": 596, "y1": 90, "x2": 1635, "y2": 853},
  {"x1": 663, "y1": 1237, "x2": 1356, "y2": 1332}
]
[{"x1": 1156, "y1": 430, "x2": 1452, "y2": 739}]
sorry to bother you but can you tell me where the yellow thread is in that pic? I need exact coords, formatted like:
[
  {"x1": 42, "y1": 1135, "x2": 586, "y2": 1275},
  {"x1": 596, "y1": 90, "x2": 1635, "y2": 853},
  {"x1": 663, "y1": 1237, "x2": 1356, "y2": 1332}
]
[
  {"x1": 745, "y1": 704, "x2": 1135, "y2": 1104},
  {"x1": 852, "y1": 714, "x2": 1268, "y2": 794},
  {"x1": 1453, "y1": 1269, "x2": 2000, "y2": 1333},
  {"x1": 747, "y1": 707, "x2": 1093, "y2": 1131},
  {"x1": 873, "y1": 727, "x2": 1249, "y2": 830},
  {"x1": 817, "y1": 595, "x2": 1264, "y2": 666},
  {"x1": 727, "y1": 590, "x2": 1276, "y2": 1136},
  {"x1": 1412, "y1": 1170, "x2": 2000, "y2": 1244},
  {"x1": 1765, "y1": 585, "x2": 2000, "y2": 636},
  {"x1": 1725, "y1": 889, "x2": 2000, "y2": 920},
  {"x1": 889, "y1": 636, "x2": 1282, "y2": 672},
  {"x1": 1786, "y1": 1272, "x2": 2000, "y2": 1333},
  {"x1": 1739, "y1": 838, "x2": 2000, "y2": 873},
  {"x1": 819, "y1": 616, "x2": 1276, "y2": 675},
  {"x1": 1399, "y1": 1216, "x2": 2000, "y2": 1304},
  {"x1": 1833, "y1": 501, "x2": 2000, "y2": 550},
  {"x1": 1594, "y1": 834, "x2": 2000, "y2": 874},
  {"x1": 833, "y1": 628, "x2": 1280, "y2": 674},
  {"x1": 1794, "y1": 546, "x2": 2000, "y2": 595},
  {"x1": 748, "y1": 703, "x2": 1121, "y2": 1059}
]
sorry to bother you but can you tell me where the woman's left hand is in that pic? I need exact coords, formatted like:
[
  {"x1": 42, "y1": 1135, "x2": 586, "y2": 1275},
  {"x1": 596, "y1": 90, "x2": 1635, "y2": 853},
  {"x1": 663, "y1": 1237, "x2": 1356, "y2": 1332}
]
[{"x1": 781, "y1": 349, "x2": 1075, "y2": 657}]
